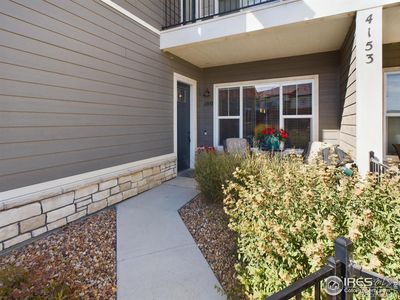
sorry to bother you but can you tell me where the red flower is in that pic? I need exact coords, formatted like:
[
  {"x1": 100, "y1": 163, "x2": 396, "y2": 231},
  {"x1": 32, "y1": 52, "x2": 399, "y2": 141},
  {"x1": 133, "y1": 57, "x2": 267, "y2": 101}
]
[
  {"x1": 267, "y1": 128, "x2": 275, "y2": 135},
  {"x1": 197, "y1": 146, "x2": 216, "y2": 154},
  {"x1": 261, "y1": 128, "x2": 268, "y2": 135},
  {"x1": 279, "y1": 129, "x2": 289, "y2": 140}
]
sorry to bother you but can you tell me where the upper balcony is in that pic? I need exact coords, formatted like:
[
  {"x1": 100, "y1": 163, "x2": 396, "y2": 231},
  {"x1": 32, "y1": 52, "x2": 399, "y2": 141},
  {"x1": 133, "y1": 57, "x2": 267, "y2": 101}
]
[
  {"x1": 160, "y1": 0, "x2": 400, "y2": 68},
  {"x1": 163, "y1": 0, "x2": 279, "y2": 30}
]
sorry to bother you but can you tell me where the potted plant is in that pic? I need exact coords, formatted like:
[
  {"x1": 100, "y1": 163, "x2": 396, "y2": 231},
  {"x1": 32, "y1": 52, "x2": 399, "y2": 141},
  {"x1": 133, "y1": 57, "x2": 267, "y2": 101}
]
[
  {"x1": 257, "y1": 128, "x2": 289, "y2": 151},
  {"x1": 277, "y1": 129, "x2": 289, "y2": 151},
  {"x1": 257, "y1": 127, "x2": 277, "y2": 150}
]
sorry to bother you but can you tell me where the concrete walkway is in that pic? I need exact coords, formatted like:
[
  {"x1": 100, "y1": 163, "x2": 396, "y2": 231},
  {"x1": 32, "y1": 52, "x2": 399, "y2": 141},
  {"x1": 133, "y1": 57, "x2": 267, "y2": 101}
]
[{"x1": 116, "y1": 177, "x2": 226, "y2": 300}]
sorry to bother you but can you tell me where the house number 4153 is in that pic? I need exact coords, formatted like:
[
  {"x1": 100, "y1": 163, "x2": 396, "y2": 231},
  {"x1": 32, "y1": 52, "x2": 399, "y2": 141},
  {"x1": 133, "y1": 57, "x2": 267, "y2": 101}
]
[{"x1": 365, "y1": 14, "x2": 374, "y2": 64}]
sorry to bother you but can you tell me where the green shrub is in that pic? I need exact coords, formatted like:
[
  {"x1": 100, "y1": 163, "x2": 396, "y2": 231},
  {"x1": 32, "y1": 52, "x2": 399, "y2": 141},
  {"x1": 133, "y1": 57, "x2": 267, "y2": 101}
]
[
  {"x1": 223, "y1": 155, "x2": 400, "y2": 299},
  {"x1": 195, "y1": 152, "x2": 245, "y2": 203}
]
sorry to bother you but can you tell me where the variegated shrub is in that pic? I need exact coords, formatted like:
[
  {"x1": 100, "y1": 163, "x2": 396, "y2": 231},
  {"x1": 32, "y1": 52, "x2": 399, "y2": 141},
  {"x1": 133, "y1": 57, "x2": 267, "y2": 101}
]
[{"x1": 223, "y1": 155, "x2": 400, "y2": 299}]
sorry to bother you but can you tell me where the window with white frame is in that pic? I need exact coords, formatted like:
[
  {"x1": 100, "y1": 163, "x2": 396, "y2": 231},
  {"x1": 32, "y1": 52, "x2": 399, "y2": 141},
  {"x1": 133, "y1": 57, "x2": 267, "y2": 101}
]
[
  {"x1": 215, "y1": 77, "x2": 317, "y2": 149},
  {"x1": 385, "y1": 71, "x2": 400, "y2": 157},
  {"x1": 217, "y1": 87, "x2": 241, "y2": 146}
]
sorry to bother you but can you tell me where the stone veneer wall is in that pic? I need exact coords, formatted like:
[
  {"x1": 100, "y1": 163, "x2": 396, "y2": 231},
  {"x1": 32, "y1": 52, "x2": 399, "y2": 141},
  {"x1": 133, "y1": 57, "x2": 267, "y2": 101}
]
[{"x1": 0, "y1": 158, "x2": 176, "y2": 252}]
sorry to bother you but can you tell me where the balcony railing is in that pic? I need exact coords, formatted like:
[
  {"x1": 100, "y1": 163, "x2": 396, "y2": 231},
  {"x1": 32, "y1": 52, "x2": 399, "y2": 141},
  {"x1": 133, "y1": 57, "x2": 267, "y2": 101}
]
[{"x1": 163, "y1": 0, "x2": 278, "y2": 30}]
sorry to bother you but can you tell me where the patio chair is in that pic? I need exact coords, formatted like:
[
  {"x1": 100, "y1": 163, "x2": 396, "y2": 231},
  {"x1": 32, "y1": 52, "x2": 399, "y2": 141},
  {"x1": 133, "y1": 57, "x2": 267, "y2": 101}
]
[
  {"x1": 225, "y1": 138, "x2": 248, "y2": 156},
  {"x1": 393, "y1": 144, "x2": 400, "y2": 160},
  {"x1": 321, "y1": 146, "x2": 354, "y2": 166},
  {"x1": 304, "y1": 141, "x2": 332, "y2": 164}
]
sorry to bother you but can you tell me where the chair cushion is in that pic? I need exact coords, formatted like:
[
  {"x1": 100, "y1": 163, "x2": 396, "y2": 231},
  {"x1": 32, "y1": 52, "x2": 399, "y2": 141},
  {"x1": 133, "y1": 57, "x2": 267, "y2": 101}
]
[
  {"x1": 336, "y1": 147, "x2": 354, "y2": 165},
  {"x1": 225, "y1": 138, "x2": 248, "y2": 156},
  {"x1": 305, "y1": 141, "x2": 333, "y2": 164},
  {"x1": 321, "y1": 146, "x2": 354, "y2": 166}
]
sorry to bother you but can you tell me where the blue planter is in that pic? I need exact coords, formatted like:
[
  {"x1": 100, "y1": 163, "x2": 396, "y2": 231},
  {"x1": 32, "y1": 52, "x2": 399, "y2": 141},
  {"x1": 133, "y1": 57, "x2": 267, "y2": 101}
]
[
  {"x1": 269, "y1": 136, "x2": 280, "y2": 151},
  {"x1": 260, "y1": 136, "x2": 280, "y2": 151}
]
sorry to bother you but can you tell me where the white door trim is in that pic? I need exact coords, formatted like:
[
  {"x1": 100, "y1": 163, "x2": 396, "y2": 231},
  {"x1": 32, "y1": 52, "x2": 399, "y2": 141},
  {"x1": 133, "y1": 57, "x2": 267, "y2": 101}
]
[{"x1": 173, "y1": 73, "x2": 198, "y2": 169}]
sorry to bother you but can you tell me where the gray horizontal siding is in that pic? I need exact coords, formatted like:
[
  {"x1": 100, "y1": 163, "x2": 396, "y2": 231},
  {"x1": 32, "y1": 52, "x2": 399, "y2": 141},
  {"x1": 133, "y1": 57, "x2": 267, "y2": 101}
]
[
  {"x1": 199, "y1": 51, "x2": 341, "y2": 146},
  {"x1": 0, "y1": 0, "x2": 201, "y2": 192},
  {"x1": 112, "y1": 0, "x2": 165, "y2": 29},
  {"x1": 339, "y1": 21, "x2": 357, "y2": 157}
]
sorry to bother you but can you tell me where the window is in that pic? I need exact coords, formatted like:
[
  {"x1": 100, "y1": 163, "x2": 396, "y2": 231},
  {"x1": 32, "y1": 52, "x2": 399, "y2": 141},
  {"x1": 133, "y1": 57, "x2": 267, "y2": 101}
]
[
  {"x1": 282, "y1": 83, "x2": 313, "y2": 148},
  {"x1": 215, "y1": 77, "x2": 317, "y2": 148},
  {"x1": 243, "y1": 84, "x2": 280, "y2": 139},
  {"x1": 385, "y1": 71, "x2": 400, "y2": 157},
  {"x1": 217, "y1": 87, "x2": 240, "y2": 146}
]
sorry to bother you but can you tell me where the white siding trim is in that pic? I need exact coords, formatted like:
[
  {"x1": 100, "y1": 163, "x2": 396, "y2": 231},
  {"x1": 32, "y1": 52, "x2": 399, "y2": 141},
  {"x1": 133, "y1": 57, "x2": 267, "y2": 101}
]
[{"x1": 99, "y1": 0, "x2": 161, "y2": 35}]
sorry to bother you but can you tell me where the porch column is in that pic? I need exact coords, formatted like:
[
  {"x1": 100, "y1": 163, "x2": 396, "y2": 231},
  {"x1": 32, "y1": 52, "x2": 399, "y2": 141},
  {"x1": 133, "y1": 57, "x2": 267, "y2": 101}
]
[{"x1": 355, "y1": 6, "x2": 383, "y2": 175}]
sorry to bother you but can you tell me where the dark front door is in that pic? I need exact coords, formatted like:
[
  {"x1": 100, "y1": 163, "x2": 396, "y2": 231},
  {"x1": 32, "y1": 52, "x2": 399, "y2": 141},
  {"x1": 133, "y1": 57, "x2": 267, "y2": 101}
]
[{"x1": 177, "y1": 82, "x2": 191, "y2": 172}]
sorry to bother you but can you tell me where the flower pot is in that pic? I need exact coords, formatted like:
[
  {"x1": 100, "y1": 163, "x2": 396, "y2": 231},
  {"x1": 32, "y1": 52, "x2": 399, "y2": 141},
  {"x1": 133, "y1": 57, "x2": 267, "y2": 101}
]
[
  {"x1": 268, "y1": 136, "x2": 280, "y2": 151},
  {"x1": 279, "y1": 141, "x2": 285, "y2": 151}
]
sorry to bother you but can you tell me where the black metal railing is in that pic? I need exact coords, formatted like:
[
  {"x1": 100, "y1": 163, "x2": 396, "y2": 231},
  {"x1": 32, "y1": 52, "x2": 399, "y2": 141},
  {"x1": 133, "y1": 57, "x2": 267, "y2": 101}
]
[
  {"x1": 266, "y1": 265, "x2": 334, "y2": 300},
  {"x1": 266, "y1": 237, "x2": 400, "y2": 300},
  {"x1": 369, "y1": 151, "x2": 389, "y2": 179},
  {"x1": 163, "y1": 0, "x2": 278, "y2": 29}
]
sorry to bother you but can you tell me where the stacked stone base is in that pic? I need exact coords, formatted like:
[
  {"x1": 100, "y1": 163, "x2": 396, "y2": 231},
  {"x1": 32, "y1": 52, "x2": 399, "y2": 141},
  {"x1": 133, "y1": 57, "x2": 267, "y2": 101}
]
[{"x1": 0, "y1": 158, "x2": 176, "y2": 251}]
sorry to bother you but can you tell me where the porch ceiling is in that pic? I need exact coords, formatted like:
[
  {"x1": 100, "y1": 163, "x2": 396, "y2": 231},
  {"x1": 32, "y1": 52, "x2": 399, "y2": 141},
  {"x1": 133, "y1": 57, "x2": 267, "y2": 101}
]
[
  {"x1": 383, "y1": 5, "x2": 400, "y2": 44},
  {"x1": 164, "y1": 13, "x2": 354, "y2": 68}
]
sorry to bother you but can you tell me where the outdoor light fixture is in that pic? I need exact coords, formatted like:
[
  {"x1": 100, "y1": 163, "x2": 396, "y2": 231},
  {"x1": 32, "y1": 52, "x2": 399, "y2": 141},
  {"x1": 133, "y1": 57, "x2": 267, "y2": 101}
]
[{"x1": 203, "y1": 88, "x2": 213, "y2": 106}]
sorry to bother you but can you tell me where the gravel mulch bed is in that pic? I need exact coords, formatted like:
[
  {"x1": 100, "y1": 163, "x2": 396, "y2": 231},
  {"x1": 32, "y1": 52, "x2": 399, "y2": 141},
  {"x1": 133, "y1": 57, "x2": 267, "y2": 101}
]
[
  {"x1": 179, "y1": 196, "x2": 244, "y2": 299},
  {"x1": 0, "y1": 209, "x2": 116, "y2": 299}
]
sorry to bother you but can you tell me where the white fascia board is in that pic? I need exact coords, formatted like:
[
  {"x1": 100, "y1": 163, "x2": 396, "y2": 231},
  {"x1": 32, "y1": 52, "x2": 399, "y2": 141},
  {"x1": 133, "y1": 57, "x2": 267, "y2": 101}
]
[
  {"x1": 99, "y1": 0, "x2": 160, "y2": 35},
  {"x1": 161, "y1": 0, "x2": 400, "y2": 49}
]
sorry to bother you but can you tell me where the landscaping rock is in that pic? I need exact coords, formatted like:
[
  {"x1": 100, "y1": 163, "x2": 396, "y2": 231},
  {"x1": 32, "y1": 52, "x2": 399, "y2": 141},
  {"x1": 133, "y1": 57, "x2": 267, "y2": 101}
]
[
  {"x1": 179, "y1": 196, "x2": 243, "y2": 299},
  {"x1": 0, "y1": 209, "x2": 116, "y2": 299}
]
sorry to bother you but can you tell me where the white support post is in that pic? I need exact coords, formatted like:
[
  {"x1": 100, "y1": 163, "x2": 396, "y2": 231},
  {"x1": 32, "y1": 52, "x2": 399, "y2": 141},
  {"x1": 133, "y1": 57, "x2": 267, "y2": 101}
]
[{"x1": 355, "y1": 6, "x2": 383, "y2": 175}]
